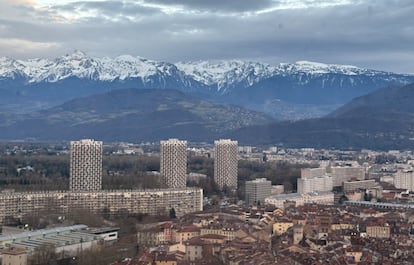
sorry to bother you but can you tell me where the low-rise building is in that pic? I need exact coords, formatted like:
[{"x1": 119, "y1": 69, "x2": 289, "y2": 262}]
[
  {"x1": 174, "y1": 226, "x2": 201, "y2": 243},
  {"x1": 273, "y1": 220, "x2": 294, "y2": 235},
  {"x1": 265, "y1": 192, "x2": 334, "y2": 210},
  {"x1": 0, "y1": 225, "x2": 100, "y2": 258},
  {"x1": 200, "y1": 226, "x2": 237, "y2": 241},
  {"x1": 344, "y1": 179, "x2": 376, "y2": 192},
  {"x1": 366, "y1": 223, "x2": 390, "y2": 239},
  {"x1": 1, "y1": 248, "x2": 28, "y2": 265}
]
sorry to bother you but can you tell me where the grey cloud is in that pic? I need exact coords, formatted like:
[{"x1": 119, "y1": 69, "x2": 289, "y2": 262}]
[
  {"x1": 52, "y1": 1, "x2": 160, "y2": 18},
  {"x1": 0, "y1": 0, "x2": 413, "y2": 73},
  {"x1": 147, "y1": 0, "x2": 275, "y2": 12}
]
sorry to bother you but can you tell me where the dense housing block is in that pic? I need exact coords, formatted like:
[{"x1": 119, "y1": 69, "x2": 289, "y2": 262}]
[
  {"x1": 70, "y1": 139, "x2": 102, "y2": 191},
  {"x1": 160, "y1": 139, "x2": 187, "y2": 188},
  {"x1": 214, "y1": 139, "x2": 238, "y2": 190}
]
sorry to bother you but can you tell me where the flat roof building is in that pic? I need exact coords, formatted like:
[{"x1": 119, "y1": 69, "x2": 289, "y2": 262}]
[{"x1": 245, "y1": 178, "x2": 272, "y2": 205}]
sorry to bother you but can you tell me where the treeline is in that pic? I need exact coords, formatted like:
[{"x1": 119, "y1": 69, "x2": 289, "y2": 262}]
[
  {"x1": 0, "y1": 154, "x2": 311, "y2": 194},
  {"x1": 0, "y1": 154, "x2": 69, "y2": 191},
  {"x1": 0, "y1": 154, "x2": 161, "y2": 191}
]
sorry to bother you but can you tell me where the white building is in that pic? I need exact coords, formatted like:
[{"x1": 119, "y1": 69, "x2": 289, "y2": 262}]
[
  {"x1": 297, "y1": 175, "x2": 333, "y2": 194},
  {"x1": 394, "y1": 170, "x2": 414, "y2": 191},
  {"x1": 160, "y1": 139, "x2": 187, "y2": 188},
  {"x1": 265, "y1": 192, "x2": 334, "y2": 210},
  {"x1": 245, "y1": 178, "x2": 272, "y2": 205},
  {"x1": 329, "y1": 166, "x2": 365, "y2": 187},
  {"x1": 70, "y1": 139, "x2": 102, "y2": 191},
  {"x1": 214, "y1": 139, "x2": 238, "y2": 190},
  {"x1": 301, "y1": 168, "x2": 326, "y2": 179},
  {"x1": 344, "y1": 179, "x2": 376, "y2": 192}
]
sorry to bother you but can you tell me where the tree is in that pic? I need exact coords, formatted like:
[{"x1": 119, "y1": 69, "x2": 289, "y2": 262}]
[
  {"x1": 339, "y1": 195, "x2": 349, "y2": 204},
  {"x1": 29, "y1": 243, "x2": 57, "y2": 265},
  {"x1": 169, "y1": 208, "x2": 176, "y2": 219}
]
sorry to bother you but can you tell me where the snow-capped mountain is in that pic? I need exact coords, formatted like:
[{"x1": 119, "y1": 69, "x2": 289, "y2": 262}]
[
  {"x1": 175, "y1": 60, "x2": 278, "y2": 93},
  {"x1": 176, "y1": 60, "x2": 414, "y2": 91},
  {"x1": 1, "y1": 51, "x2": 414, "y2": 119},
  {"x1": 0, "y1": 51, "x2": 199, "y2": 87}
]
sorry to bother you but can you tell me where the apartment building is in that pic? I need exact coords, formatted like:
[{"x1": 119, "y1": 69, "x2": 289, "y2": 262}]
[
  {"x1": 70, "y1": 139, "x2": 102, "y2": 191},
  {"x1": 0, "y1": 188, "x2": 203, "y2": 225},
  {"x1": 394, "y1": 170, "x2": 414, "y2": 191},
  {"x1": 214, "y1": 139, "x2": 238, "y2": 190},
  {"x1": 160, "y1": 139, "x2": 187, "y2": 188},
  {"x1": 245, "y1": 178, "x2": 272, "y2": 205},
  {"x1": 297, "y1": 175, "x2": 333, "y2": 194}
]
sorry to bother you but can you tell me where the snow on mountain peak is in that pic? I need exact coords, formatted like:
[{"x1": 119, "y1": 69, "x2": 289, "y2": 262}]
[
  {"x1": 0, "y1": 52, "x2": 408, "y2": 88},
  {"x1": 176, "y1": 60, "x2": 277, "y2": 91},
  {"x1": 0, "y1": 51, "x2": 186, "y2": 83},
  {"x1": 291, "y1": 60, "x2": 368, "y2": 75}
]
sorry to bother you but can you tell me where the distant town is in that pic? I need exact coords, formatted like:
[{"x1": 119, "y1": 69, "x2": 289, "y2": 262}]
[{"x1": 1, "y1": 139, "x2": 414, "y2": 265}]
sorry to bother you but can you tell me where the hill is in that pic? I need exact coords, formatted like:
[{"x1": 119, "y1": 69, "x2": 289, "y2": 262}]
[
  {"x1": 228, "y1": 83, "x2": 414, "y2": 150},
  {"x1": 0, "y1": 89, "x2": 273, "y2": 142}
]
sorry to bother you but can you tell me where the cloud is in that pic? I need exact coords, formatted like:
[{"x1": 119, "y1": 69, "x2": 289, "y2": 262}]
[
  {"x1": 52, "y1": 1, "x2": 161, "y2": 21},
  {"x1": 0, "y1": 0, "x2": 413, "y2": 73},
  {"x1": 147, "y1": 0, "x2": 275, "y2": 13},
  {"x1": 0, "y1": 38, "x2": 60, "y2": 58}
]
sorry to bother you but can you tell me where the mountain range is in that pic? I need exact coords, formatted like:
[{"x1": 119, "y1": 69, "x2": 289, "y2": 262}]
[
  {"x1": 2, "y1": 51, "x2": 414, "y2": 119},
  {"x1": 2, "y1": 51, "x2": 414, "y2": 149}
]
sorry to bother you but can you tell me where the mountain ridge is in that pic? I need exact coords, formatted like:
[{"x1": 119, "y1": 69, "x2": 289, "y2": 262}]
[
  {"x1": 2, "y1": 51, "x2": 412, "y2": 87},
  {"x1": 227, "y1": 83, "x2": 414, "y2": 150},
  {"x1": 2, "y1": 51, "x2": 414, "y2": 120},
  {"x1": 0, "y1": 88, "x2": 274, "y2": 142}
]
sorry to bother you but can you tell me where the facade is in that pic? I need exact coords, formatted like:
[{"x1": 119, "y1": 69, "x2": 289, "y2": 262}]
[
  {"x1": 297, "y1": 175, "x2": 333, "y2": 194},
  {"x1": 160, "y1": 139, "x2": 187, "y2": 188},
  {"x1": 265, "y1": 191, "x2": 335, "y2": 210},
  {"x1": 394, "y1": 170, "x2": 414, "y2": 191},
  {"x1": 273, "y1": 221, "x2": 294, "y2": 235},
  {"x1": 70, "y1": 139, "x2": 102, "y2": 191},
  {"x1": 329, "y1": 166, "x2": 365, "y2": 187},
  {"x1": 245, "y1": 178, "x2": 272, "y2": 205},
  {"x1": 301, "y1": 168, "x2": 326, "y2": 179},
  {"x1": 344, "y1": 179, "x2": 376, "y2": 192},
  {"x1": 366, "y1": 224, "x2": 390, "y2": 239},
  {"x1": 200, "y1": 227, "x2": 237, "y2": 241},
  {"x1": 1, "y1": 248, "x2": 27, "y2": 265},
  {"x1": 214, "y1": 139, "x2": 238, "y2": 190},
  {"x1": 174, "y1": 226, "x2": 201, "y2": 243},
  {"x1": 0, "y1": 188, "x2": 203, "y2": 225}
]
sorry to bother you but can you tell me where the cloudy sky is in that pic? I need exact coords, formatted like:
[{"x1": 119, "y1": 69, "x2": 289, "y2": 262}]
[{"x1": 0, "y1": 0, "x2": 413, "y2": 73}]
